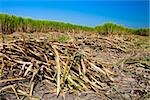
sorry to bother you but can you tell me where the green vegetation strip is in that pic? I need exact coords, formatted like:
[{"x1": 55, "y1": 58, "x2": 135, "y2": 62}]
[{"x1": 0, "y1": 14, "x2": 149, "y2": 36}]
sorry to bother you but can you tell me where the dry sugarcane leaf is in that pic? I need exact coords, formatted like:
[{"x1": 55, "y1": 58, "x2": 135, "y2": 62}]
[
  {"x1": 0, "y1": 77, "x2": 26, "y2": 83},
  {"x1": 83, "y1": 75, "x2": 102, "y2": 90},
  {"x1": 44, "y1": 75, "x2": 54, "y2": 81},
  {"x1": 29, "y1": 67, "x2": 39, "y2": 85},
  {"x1": 67, "y1": 75, "x2": 80, "y2": 89},
  {"x1": 3, "y1": 54, "x2": 12, "y2": 60},
  {"x1": 77, "y1": 63, "x2": 82, "y2": 76},
  {"x1": 71, "y1": 73, "x2": 88, "y2": 90},
  {"x1": 18, "y1": 89, "x2": 40, "y2": 100},
  {"x1": 51, "y1": 45, "x2": 61, "y2": 96},
  {"x1": 103, "y1": 67, "x2": 114, "y2": 81},
  {"x1": 24, "y1": 63, "x2": 33, "y2": 77},
  {"x1": 30, "y1": 81, "x2": 35, "y2": 96},
  {"x1": 103, "y1": 67, "x2": 114, "y2": 75},
  {"x1": 88, "y1": 62, "x2": 106, "y2": 75},
  {"x1": 0, "y1": 84, "x2": 20, "y2": 100},
  {"x1": 61, "y1": 59, "x2": 69, "y2": 85},
  {"x1": 12, "y1": 44, "x2": 27, "y2": 56},
  {"x1": 19, "y1": 63, "x2": 26, "y2": 75},
  {"x1": 81, "y1": 59, "x2": 86, "y2": 74},
  {"x1": 13, "y1": 60, "x2": 31, "y2": 65},
  {"x1": 89, "y1": 75, "x2": 107, "y2": 88},
  {"x1": 43, "y1": 54, "x2": 49, "y2": 63}
]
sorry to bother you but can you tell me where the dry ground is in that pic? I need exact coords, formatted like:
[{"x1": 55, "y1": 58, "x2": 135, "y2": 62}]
[{"x1": 0, "y1": 32, "x2": 150, "y2": 100}]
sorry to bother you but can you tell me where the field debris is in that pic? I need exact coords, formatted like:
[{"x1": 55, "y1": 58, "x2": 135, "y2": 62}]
[
  {"x1": 0, "y1": 39, "x2": 114, "y2": 99},
  {"x1": 0, "y1": 36, "x2": 150, "y2": 100}
]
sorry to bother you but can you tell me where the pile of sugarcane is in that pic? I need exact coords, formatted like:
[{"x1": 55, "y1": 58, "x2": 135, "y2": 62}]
[{"x1": 0, "y1": 39, "x2": 114, "y2": 99}]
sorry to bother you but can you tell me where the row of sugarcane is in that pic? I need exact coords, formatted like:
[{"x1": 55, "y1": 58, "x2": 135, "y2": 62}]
[{"x1": 0, "y1": 14, "x2": 149, "y2": 36}]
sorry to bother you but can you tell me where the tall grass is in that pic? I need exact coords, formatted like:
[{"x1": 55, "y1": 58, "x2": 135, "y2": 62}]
[
  {"x1": 0, "y1": 14, "x2": 94, "y2": 34},
  {"x1": 95, "y1": 23, "x2": 149, "y2": 36},
  {"x1": 0, "y1": 14, "x2": 149, "y2": 36},
  {"x1": 133, "y1": 28, "x2": 150, "y2": 36}
]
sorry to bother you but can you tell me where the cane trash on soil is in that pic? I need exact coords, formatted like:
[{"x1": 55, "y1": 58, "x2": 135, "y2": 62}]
[{"x1": 0, "y1": 39, "x2": 114, "y2": 99}]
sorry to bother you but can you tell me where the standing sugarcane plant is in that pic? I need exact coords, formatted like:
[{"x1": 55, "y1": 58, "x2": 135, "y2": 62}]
[
  {"x1": 1, "y1": 14, "x2": 5, "y2": 70},
  {"x1": 0, "y1": 14, "x2": 149, "y2": 37}
]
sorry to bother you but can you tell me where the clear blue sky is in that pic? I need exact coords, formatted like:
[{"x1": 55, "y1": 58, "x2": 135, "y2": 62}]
[{"x1": 0, "y1": 0, "x2": 149, "y2": 28}]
